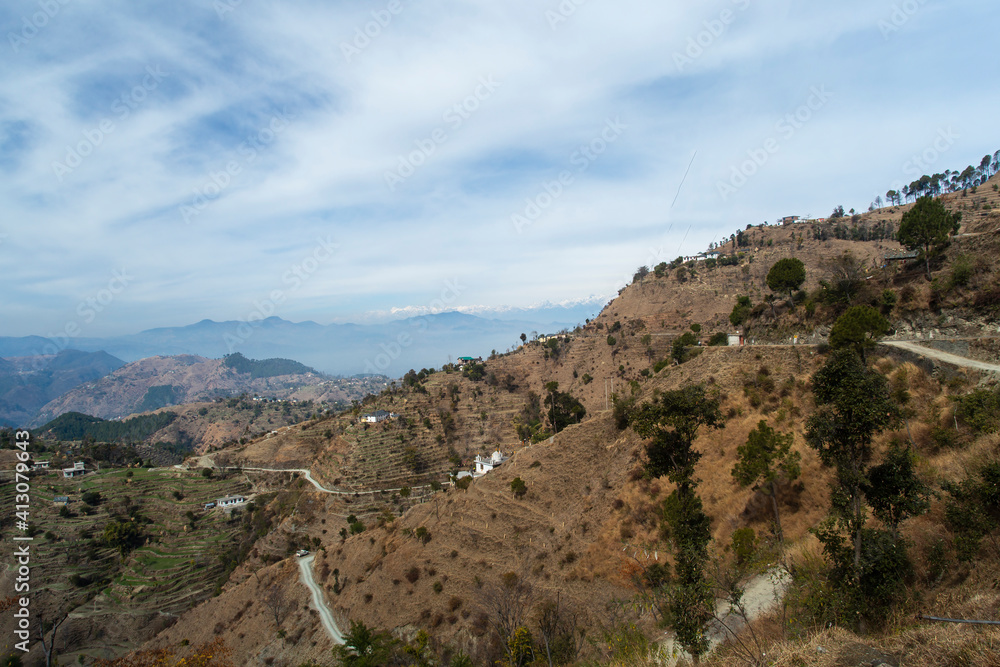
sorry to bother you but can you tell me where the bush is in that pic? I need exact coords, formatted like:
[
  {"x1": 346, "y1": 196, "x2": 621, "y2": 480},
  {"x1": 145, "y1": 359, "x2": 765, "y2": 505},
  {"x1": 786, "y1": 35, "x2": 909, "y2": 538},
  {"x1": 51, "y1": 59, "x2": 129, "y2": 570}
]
[
  {"x1": 405, "y1": 566, "x2": 420, "y2": 584},
  {"x1": 672, "y1": 332, "x2": 698, "y2": 364},
  {"x1": 879, "y1": 289, "x2": 898, "y2": 314},
  {"x1": 606, "y1": 335, "x2": 617, "y2": 346},
  {"x1": 949, "y1": 256, "x2": 973, "y2": 289},
  {"x1": 943, "y1": 462, "x2": 1000, "y2": 561},
  {"x1": 731, "y1": 527, "x2": 758, "y2": 567},
  {"x1": 956, "y1": 388, "x2": 1000, "y2": 433},
  {"x1": 581, "y1": 373, "x2": 593, "y2": 385},
  {"x1": 82, "y1": 491, "x2": 102, "y2": 506},
  {"x1": 611, "y1": 393, "x2": 637, "y2": 430},
  {"x1": 511, "y1": 477, "x2": 527, "y2": 498},
  {"x1": 708, "y1": 332, "x2": 728, "y2": 346}
]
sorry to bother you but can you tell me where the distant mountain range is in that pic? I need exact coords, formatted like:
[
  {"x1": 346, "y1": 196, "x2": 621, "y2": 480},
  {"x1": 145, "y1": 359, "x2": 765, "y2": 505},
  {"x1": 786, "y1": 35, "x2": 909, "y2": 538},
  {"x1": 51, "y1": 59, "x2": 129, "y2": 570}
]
[{"x1": 0, "y1": 312, "x2": 582, "y2": 377}]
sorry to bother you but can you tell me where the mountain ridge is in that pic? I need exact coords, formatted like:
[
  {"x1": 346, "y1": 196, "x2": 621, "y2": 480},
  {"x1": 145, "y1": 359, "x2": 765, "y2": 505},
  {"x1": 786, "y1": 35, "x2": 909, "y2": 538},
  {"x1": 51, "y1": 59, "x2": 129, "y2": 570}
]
[{"x1": 0, "y1": 312, "x2": 580, "y2": 377}]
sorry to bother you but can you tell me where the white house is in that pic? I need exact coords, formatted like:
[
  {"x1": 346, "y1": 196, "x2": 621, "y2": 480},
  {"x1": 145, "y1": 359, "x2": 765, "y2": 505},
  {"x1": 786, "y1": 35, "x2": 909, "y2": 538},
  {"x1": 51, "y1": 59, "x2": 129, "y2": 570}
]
[
  {"x1": 727, "y1": 333, "x2": 744, "y2": 346},
  {"x1": 62, "y1": 461, "x2": 86, "y2": 478},
  {"x1": 362, "y1": 410, "x2": 392, "y2": 423},
  {"x1": 216, "y1": 495, "x2": 246, "y2": 508},
  {"x1": 474, "y1": 450, "x2": 509, "y2": 477}
]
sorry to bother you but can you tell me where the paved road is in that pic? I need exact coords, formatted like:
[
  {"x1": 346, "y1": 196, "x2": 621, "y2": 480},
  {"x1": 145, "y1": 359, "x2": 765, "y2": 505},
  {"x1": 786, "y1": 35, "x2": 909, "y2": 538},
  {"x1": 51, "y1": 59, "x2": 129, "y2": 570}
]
[
  {"x1": 882, "y1": 341, "x2": 1000, "y2": 373},
  {"x1": 298, "y1": 554, "x2": 344, "y2": 645}
]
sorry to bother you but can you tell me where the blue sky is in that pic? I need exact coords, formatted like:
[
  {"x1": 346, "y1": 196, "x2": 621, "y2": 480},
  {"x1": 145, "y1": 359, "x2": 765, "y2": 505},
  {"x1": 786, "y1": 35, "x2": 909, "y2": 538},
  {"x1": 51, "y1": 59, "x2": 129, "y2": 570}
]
[{"x1": 1, "y1": 0, "x2": 997, "y2": 337}]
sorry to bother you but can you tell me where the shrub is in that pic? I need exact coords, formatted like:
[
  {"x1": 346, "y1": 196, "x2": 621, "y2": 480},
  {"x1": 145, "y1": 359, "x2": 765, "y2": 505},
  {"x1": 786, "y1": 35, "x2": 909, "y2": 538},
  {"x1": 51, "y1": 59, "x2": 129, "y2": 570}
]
[
  {"x1": 432, "y1": 581, "x2": 443, "y2": 594},
  {"x1": 405, "y1": 566, "x2": 420, "y2": 584},
  {"x1": 956, "y1": 387, "x2": 1000, "y2": 433},
  {"x1": 879, "y1": 289, "x2": 898, "y2": 314},
  {"x1": 949, "y1": 256, "x2": 973, "y2": 289},
  {"x1": 671, "y1": 332, "x2": 698, "y2": 364},
  {"x1": 731, "y1": 527, "x2": 758, "y2": 567},
  {"x1": 606, "y1": 335, "x2": 617, "y2": 346},
  {"x1": 708, "y1": 332, "x2": 728, "y2": 346},
  {"x1": 943, "y1": 462, "x2": 1000, "y2": 561},
  {"x1": 510, "y1": 477, "x2": 527, "y2": 498}
]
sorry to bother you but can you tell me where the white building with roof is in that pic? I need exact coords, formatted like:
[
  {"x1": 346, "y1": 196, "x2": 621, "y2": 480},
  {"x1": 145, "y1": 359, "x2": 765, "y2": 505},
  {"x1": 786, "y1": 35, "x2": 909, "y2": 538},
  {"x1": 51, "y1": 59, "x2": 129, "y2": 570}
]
[
  {"x1": 474, "y1": 450, "x2": 509, "y2": 477},
  {"x1": 62, "y1": 461, "x2": 86, "y2": 478}
]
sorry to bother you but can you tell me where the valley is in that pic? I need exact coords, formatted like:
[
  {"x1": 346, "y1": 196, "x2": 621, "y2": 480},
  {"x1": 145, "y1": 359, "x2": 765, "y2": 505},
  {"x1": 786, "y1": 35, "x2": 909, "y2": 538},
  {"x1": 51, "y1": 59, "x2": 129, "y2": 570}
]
[{"x1": 3, "y1": 173, "x2": 1000, "y2": 666}]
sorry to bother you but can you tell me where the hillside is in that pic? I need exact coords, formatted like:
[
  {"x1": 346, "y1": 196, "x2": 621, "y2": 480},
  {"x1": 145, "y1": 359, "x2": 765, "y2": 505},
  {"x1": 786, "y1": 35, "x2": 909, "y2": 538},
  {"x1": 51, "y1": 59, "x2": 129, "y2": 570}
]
[
  {"x1": 0, "y1": 465, "x2": 268, "y2": 665},
  {"x1": 43, "y1": 175, "x2": 1000, "y2": 666},
  {"x1": 0, "y1": 349, "x2": 124, "y2": 427},
  {"x1": 29, "y1": 354, "x2": 385, "y2": 427}
]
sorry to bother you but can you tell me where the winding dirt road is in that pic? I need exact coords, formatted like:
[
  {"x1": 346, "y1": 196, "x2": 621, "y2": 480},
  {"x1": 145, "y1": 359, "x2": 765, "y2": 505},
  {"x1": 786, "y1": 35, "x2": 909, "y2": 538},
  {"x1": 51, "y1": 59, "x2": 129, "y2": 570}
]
[
  {"x1": 298, "y1": 554, "x2": 344, "y2": 645},
  {"x1": 882, "y1": 341, "x2": 1000, "y2": 373}
]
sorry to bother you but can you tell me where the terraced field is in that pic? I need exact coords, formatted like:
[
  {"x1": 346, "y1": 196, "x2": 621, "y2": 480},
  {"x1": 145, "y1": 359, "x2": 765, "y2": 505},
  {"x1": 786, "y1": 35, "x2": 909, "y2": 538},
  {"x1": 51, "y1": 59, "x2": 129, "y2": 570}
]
[
  {"x1": 314, "y1": 372, "x2": 528, "y2": 493},
  {"x1": 0, "y1": 466, "x2": 255, "y2": 661}
]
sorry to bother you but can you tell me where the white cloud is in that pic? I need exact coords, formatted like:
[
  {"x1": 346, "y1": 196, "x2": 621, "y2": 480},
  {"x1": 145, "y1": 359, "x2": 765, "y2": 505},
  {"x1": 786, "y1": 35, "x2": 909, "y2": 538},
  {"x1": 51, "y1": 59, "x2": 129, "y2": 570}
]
[{"x1": 0, "y1": 0, "x2": 997, "y2": 336}]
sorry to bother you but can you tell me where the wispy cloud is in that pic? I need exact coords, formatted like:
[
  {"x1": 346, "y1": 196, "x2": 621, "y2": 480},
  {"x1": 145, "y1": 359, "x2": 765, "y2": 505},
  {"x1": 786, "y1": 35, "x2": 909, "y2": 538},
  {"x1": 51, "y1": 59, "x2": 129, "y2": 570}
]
[{"x1": 0, "y1": 0, "x2": 997, "y2": 336}]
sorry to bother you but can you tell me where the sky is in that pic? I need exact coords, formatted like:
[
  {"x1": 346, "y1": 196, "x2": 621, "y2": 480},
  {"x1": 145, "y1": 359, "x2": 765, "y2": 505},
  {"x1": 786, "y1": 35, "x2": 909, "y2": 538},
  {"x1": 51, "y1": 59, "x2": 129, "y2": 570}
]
[{"x1": 1, "y1": 0, "x2": 998, "y2": 338}]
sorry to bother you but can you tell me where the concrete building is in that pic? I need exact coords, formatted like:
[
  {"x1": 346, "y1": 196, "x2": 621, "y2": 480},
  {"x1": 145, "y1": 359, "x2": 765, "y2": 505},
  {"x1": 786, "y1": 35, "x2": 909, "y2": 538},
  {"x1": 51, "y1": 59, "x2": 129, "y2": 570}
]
[{"x1": 474, "y1": 450, "x2": 510, "y2": 477}]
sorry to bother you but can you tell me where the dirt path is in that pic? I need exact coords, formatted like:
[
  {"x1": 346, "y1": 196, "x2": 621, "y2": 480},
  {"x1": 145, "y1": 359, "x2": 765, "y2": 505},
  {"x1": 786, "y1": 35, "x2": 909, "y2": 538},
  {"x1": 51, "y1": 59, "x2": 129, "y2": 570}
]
[
  {"x1": 187, "y1": 454, "x2": 449, "y2": 496},
  {"x1": 658, "y1": 567, "x2": 791, "y2": 664},
  {"x1": 298, "y1": 554, "x2": 344, "y2": 645},
  {"x1": 882, "y1": 341, "x2": 1000, "y2": 373}
]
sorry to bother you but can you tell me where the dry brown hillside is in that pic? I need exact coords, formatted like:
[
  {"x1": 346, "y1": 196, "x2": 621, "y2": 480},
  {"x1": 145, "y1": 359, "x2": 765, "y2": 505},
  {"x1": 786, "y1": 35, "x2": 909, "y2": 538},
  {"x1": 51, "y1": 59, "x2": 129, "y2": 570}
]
[{"x1": 135, "y1": 176, "x2": 1000, "y2": 666}]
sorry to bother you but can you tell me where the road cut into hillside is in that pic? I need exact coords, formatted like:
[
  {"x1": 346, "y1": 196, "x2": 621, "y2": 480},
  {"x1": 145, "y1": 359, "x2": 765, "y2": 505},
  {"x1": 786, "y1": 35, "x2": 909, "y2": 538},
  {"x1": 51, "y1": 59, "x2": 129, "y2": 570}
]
[
  {"x1": 882, "y1": 340, "x2": 1000, "y2": 373},
  {"x1": 298, "y1": 553, "x2": 344, "y2": 645}
]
